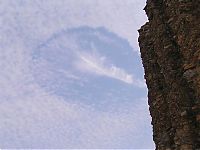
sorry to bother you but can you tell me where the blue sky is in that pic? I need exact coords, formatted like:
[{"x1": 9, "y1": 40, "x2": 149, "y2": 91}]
[{"x1": 0, "y1": 0, "x2": 154, "y2": 149}]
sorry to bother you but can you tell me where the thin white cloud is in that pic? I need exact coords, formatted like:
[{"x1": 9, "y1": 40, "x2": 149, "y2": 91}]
[
  {"x1": 0, "y1": 94, "x2": 149, "y2": 148},
  {"x1": 75, "y1": 51, "x2": 145, "y2": 87},
  {"x1": 0, "y1": 0, "x2": 147, "y2": 50},
  {"x1": 58, "y1": 69, "x2": 81, "y2": 80},
  {"x1": 76, "y1": 51, "x2": 133, "y2": 84},
  {"x1": 0, "y1": 0, "x2": 153, "y2": 148},
  {"x1": 0, "y1": 22, "x2": 152, "y2": 149},
  {"x1": 0, "y1": 43, "x2": 151, "y2": 148}
]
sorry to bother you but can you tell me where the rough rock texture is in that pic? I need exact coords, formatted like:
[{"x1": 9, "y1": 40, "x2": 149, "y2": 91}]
[{"x1": 138, "y1": 0, "x2": 200, "y2": 149}]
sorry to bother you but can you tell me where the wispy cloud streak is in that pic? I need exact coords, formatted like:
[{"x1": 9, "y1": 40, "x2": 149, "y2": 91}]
[{"x1": 75, "y1": 51, "x2": 145, "y2": 87}]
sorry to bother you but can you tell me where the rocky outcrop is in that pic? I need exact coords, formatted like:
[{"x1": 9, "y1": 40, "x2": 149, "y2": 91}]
[{"x1": 138, "y1": 0, "x2": 200, "y2": 149}]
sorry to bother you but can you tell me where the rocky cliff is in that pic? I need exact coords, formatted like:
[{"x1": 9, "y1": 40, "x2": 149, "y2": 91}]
[{"x1": 138, "y1": 0, "x2": 200, "y2": 149}]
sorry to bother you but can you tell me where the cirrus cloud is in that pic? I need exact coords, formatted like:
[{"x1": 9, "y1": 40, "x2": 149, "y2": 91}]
[{"x1": 75, "y1": 50, "x2": 145, "y2": 87}]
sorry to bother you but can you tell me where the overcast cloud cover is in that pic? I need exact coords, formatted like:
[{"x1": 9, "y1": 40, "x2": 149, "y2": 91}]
[{"x1": 0, "y1": 0, "x2": 154, "y2": 149}]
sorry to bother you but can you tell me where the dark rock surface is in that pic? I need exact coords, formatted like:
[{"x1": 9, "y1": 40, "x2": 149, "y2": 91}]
[{"x1": 138, "y1": 0, "x2": 200, "y2": 149}]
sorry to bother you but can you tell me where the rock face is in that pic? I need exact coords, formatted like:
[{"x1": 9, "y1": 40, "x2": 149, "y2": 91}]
[{"x1": 138, "y1": 0, "x2": 200, "y2": 149}]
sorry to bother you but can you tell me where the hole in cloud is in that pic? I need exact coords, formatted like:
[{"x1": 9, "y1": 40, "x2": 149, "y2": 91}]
[{"x1": 31, "y1": 26, "x2": 146, "y2": 107}]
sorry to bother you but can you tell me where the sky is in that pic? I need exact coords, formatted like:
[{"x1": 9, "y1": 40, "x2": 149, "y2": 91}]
[{"x1": 0, "y1": 0, "x2": 154, "y2": 149}]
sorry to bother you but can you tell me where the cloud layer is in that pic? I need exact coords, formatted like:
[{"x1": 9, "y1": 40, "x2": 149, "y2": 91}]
[
  {"x1": 0, "y1": 91, "x2": 149, "y2": 148},
  {"x1": 0, "y1": 0, "x2": 153, "y2": 148},
  {"x1": 0, "y1": 0, "x2": 147, "y2": 50},
  {"x1": 0, "y1": 44, "x2": 151, "y2": 147}
]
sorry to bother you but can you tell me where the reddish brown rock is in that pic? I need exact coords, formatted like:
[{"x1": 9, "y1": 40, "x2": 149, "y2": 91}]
[{"x1": 138, "y1": 0, "x2": 200, "y2": 149}]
